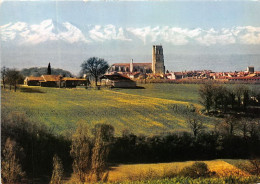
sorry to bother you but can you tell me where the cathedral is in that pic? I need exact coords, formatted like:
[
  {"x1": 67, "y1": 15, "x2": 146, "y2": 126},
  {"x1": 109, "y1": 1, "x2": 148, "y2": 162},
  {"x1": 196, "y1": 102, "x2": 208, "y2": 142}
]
[{"x1": 108, "y1": 45, "x2": 165, "y2": 74}]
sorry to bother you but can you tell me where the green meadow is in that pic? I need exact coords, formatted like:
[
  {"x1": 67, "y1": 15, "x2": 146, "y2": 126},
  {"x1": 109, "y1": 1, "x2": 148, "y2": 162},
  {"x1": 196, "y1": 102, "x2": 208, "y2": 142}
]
[{"x1": 2, "y1": 84, "x2": 218, "y2": 135}]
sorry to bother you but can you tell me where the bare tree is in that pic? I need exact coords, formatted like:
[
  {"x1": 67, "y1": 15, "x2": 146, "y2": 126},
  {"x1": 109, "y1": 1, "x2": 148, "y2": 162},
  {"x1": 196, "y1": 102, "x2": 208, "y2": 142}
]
[
  {"x1": 186, "y1": 117, "x2": 204, "y2": 137},
  {"x1": 1, "y1": 138, "x2": 25, "y2": 184},
  {"x1": 81, "y1": 57, "x2": 109, "y2": 86},
  {"x1": 91, "y1": 124, "x2": 114, "y2": 181},
  {"x1": 70, "y1": 123, "x2": 92, "y2": 183},
  {"x1": 216, "y1": 115, "x2": 238, "y2": 136},
  {"x1": 199, "y1": 82, "x2": 215, "y2": 113},
  {"x1": 234, "y1": 85, "x2": 249, "y2": 109},
  {"x1": 248, "y1": 120, "x2": 260, "y2": 138},
  {"x1": 1, "y1": 66, "x2": 7, "y2": 89},
  {"x1": 50, "y1": 154, "x2": 64, "y2": 184},
  {"x1": 249, "y1": 159, "x2": 260, "y2": 176},
  {"x1": 6, "y1": 69, "x2": 23, "y2": 92},
  {"x1": 239, "y1": 158, "x2": 260, "y2": 176}
]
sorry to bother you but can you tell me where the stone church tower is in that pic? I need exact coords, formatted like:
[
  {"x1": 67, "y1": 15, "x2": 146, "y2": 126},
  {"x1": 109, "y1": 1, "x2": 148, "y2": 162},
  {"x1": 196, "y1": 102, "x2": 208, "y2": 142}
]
[{"x1": 152, "y1": 45, "x2": 165, "y2": 74}]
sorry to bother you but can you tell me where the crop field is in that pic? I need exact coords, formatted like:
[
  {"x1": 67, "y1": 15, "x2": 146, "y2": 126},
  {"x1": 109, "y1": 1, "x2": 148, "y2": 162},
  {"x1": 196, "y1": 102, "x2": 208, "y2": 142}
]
[{"x1": 2, "y1": 84, "x2": 219, "y2": 135}]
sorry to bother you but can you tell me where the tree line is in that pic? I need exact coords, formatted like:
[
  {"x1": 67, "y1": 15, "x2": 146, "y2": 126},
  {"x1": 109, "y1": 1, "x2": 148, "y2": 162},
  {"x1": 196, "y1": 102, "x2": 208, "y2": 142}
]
[
  {"x1": 1, "y1": 67, "x2": 24, "y2": 91},
  {"x1": 199, "y1": 82, "x2": 260, "y2": 115},
  {"x1": 1, "y1": 112, "x2": 260, "y2": 183}
]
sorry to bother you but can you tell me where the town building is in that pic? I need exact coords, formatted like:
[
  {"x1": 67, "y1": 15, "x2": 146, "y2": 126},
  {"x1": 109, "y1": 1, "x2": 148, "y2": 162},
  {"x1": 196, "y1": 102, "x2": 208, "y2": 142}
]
[
  {"x1": 247, "y1": 66, "x2": 255, "y2": 73},
  {"x1": 108, "y1": 45, "x2": 165, "y2": 75}
]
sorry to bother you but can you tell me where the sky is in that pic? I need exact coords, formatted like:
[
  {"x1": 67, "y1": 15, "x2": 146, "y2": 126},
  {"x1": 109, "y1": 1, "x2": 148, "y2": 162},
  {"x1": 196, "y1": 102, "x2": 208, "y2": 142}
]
[{"x1": 1, "y1": 0, "x2": 260, "y2": 75}]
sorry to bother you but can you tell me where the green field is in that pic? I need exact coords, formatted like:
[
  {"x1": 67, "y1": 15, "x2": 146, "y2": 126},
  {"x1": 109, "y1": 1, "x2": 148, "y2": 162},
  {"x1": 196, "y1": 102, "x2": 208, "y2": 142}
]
[{"x1": 2, "y1": 84, "x2": 219, "y2": 135}]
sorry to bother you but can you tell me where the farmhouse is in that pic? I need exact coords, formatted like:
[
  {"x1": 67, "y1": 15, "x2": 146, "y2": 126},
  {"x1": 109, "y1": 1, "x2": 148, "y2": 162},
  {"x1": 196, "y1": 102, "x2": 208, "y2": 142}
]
[
  {"x1": 24, "y1": 75, "x2": 88, "y2": 88},
  {"x1": 40, "y1": 75, "x2": 62, "y2": 87},
  {"x1": 24, "y1": 76, "x2": 44, "y2": 86},
  {"x1": 61, "y1": 77, "x2": 88, "y2": 88},
  {"x1": 100, "y1": 72, "x2": 136, "y2": 88}
]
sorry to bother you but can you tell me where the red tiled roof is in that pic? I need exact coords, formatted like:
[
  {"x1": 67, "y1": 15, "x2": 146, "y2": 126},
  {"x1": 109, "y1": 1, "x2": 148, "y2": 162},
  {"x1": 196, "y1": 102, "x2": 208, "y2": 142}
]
[
  {"x1": 101, "y1": 73, "x2": 131, "y2": 81},
  {"x1": 62, "y1": 77, "x2": 86, "y2": 81},
  {"x1": 133, "y1": 63, "x2": 152, "y2": 66},
  {"x1": 26, "y1": 76, "x2": 44, "y2": 81},
  {"x1": 229, "y1": 77, "x2": 260, "y2": 80},
  {"x1": 42, "y1": 75, "x2": 62, "y2": 81},
  {"x1": 112, "y1": 63, "x2": 130, "y2": 66},
  {"x1": 112, "y1": 63, "x2": 152, "y2": 67},
  {"x1": 174, "y1": 72, "x2": 183, "y2": 75}
]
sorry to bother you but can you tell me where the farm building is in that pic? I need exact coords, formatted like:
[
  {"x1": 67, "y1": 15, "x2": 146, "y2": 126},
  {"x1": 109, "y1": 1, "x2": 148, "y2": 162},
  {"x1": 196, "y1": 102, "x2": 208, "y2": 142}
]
[
  {"x1": 24, "y1": 76, "x2": 44, "y2": 86},
  {"x1": 24, "y1": 75, "x2": 88, "y2": 88},
  {"x1": 61, "y1": 77, "x2": 89, "y2": 88},
  {"x1": 40, "y1": 75, "x2": 62, "y2": 87},
  {"x1": 100, "y1": 73, "x2": 136, "y2": 88}
]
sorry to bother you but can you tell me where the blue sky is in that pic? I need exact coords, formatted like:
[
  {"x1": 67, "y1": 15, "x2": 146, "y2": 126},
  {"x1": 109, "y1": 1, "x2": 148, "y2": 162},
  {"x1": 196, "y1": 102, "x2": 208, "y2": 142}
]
[
  {"x1": 1, "y1": 1, "x2": 260, "y2": 74},
  {"x1": 1, "y1": 1, "x2": 260, "y2": 28}
]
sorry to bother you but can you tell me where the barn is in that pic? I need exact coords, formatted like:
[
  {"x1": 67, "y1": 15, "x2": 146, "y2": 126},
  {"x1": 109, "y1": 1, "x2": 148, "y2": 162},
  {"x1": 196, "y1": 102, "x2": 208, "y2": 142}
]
[
  {"x1": 24, "y1": 76, "x2": 44, "y2": 86},
  {"x1": 100, "y1": 73, "x2": 136, "y2": 88}
]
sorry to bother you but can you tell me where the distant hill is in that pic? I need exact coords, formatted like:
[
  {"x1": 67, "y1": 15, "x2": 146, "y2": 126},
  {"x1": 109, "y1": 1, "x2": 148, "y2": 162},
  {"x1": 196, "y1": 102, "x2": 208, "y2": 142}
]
[{"x1": 21, "y1": 67, "x2": 74, "y2": 77}]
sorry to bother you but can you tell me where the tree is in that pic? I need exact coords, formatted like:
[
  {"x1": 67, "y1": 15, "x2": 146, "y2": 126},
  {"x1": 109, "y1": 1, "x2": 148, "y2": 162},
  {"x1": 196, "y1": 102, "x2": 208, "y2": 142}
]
[
  {"x1": 1, "y1": 66, "x2": 7, "y2": 89},
  {"x1": 81, "y1": 57, "x2": 109, "y2": 86},
  {"x1": 70, "y1": 123, "x2": 92, "y2": 183},
  {"x1": 234, "y1": 85, "x2": 248, "y2": 109},
  {"x1": 5, "y1": 69, "x2": 23, "y2": 92},
  {"x1": 199, "y1": 82, "x2": 215, "y2": 113},
  {"x1": 91, "y1": 124, "x2": 114, "y2": 181},
  {"x1": 239, "y1": 118, "x2": 250, "y2": 139},
  {"x1": 50, "y1": 154, "x2": 64, "y2": 184},
  {"x1": 1, "y1": 138, "x2": 25, "y2": 184},
  {"x1": 216, "y1": 115, "x2": 238, "y2": 136},
  {"x1": 243, "y1": 89, "x2": 250, "y2": 111},
  {"x1": 47, "y1": 62, "x2": 52, "y2": 75},
  {"x1": 186, "y1": 116, "x2": 204, "y2": 137}
]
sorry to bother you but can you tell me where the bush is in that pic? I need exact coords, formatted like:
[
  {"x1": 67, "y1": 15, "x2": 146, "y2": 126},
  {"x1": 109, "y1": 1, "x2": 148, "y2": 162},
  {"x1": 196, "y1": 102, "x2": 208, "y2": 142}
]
[{"x1": 179, "y1": 162, "x2": 212, "y2": 178}]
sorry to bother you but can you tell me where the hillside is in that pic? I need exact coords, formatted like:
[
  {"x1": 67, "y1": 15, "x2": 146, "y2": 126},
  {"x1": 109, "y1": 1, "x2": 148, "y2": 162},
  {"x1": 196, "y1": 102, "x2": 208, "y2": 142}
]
[{"x1": 1, "y1": 84, "x2": 219, "y2": 135}]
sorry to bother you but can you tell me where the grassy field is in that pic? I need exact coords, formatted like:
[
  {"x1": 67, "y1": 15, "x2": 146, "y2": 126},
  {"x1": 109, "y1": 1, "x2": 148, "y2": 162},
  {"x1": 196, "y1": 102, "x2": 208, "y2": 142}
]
[
  {"x1": 2, "y1": 83, "x2": 218, "y2": 135},
  {"x1": 65, "y1": 159, "x2": 258, "y2": 183},
  {"x1": 107, "y1": 159, "x2": 249, "y2": 182}
]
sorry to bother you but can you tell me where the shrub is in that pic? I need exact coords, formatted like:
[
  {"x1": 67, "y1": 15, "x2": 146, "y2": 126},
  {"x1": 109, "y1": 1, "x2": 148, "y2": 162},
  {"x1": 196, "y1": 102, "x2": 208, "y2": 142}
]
[
  {"x1": 1, "y1": 138, "x2": 25, "y2": 184},
  {"x1": 50, "y1": 154, "x2": 64, "y2": 184},
  {"x1": 179, "y1": 162, "x2": 212, "y2": 178}
]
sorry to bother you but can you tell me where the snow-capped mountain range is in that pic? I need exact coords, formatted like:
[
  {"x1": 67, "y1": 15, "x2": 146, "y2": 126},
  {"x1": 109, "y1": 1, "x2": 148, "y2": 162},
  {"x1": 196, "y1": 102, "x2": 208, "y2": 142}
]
[{"x1": 1, "y1": 19, "x2": 260, "y2": 46}]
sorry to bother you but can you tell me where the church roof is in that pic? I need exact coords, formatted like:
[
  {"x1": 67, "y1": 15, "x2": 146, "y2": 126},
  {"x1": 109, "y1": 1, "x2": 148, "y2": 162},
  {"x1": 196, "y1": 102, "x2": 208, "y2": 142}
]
[
  {"x1": 133, "y1": 63, "x2": 152, "y2": 66},
  {"x1": 112, "y1": 63, "x2": 130, "y2": 66},
  {"x1": 112, "y1": 63, "x2": 152, "y2": 67}
]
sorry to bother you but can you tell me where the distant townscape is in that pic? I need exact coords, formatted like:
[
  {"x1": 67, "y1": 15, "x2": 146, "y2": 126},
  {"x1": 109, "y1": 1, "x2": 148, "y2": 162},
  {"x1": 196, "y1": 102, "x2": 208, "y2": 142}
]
[
  {"x1": 21, "y1": 45, "x2": 260, "y2": 89},
  {"x1": 107, "y1": 45, "x2": 260, "y2": 84}
]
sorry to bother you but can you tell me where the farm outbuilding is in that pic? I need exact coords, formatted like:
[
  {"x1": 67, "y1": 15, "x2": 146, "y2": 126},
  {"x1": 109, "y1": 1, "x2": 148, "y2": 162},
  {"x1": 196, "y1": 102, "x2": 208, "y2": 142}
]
[
  {"x1": 61, "y1": 77, "x2": 89, "y2": 88},
  {"x1": 100, "y1": 73, "x2": 136, "y2": 88},
  {"x1": 24, "y1": 75, "x2": 88, "y2": 88},
  {"x1": 40, "y1": 75, "x2": 62, "y2": 87},
  {"x1": 24, "y1": 76, "x2": 44, "y2": 86}
]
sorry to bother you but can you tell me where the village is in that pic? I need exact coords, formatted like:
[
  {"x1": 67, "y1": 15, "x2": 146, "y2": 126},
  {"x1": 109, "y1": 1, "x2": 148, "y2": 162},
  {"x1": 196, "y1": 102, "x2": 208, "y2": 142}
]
[{"x1": 23, "y1": 45, "x2": 260, "y2": 89}]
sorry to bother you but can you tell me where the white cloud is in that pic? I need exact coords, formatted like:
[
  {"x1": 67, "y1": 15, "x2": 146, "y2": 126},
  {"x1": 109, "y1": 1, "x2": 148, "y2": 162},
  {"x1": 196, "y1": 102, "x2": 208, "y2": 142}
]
[{"x1": 1, "y1": 20, "x2": 260, "y2": 46}]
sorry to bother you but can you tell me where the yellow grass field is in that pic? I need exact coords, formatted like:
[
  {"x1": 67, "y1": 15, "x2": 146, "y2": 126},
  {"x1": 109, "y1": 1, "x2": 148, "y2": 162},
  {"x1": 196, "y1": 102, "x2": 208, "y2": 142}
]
[
  {"x1": 1, "y1": 84, "x2": 219, "y2": 135},
  {"x1": 107, "y1": 160, "x2": 249, "y2": 182}
]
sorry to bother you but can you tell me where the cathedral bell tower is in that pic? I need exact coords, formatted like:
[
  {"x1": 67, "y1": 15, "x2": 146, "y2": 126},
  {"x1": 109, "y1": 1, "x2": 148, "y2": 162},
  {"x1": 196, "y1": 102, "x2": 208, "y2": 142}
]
[{"x1": 152, "y1": 45, "x2": 165, "y2": 74}]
